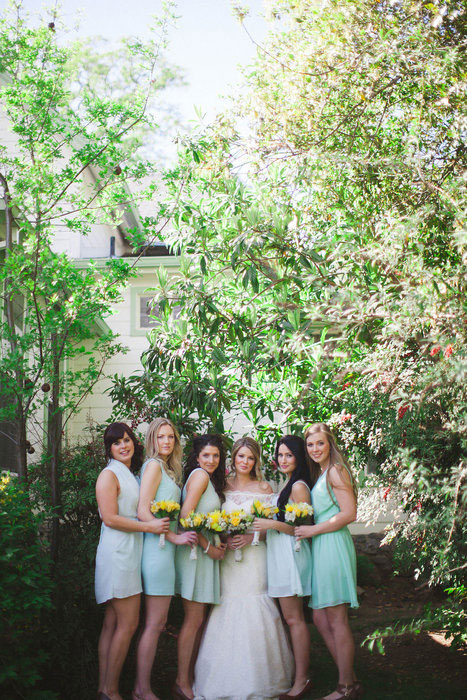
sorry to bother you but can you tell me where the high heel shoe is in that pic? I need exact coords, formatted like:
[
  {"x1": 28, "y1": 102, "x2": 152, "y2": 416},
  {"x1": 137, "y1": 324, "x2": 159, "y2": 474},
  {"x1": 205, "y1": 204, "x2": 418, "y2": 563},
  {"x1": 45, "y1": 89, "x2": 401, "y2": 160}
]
[
  {"x1": 172, "y1": 684, "x2": 193, "y2": 700},
  {"x1": 132, "y1": 693, "x2": 143, "y2": 700},
  {"x1": 315, "y1": 683, "x2": 362, "y2": 700},
  {"x1": 279, "y1": 679, "x2": 313, "y2": 699},
  {"x1": 99, "y1": 694, "x2": 112, "y2": 700}
]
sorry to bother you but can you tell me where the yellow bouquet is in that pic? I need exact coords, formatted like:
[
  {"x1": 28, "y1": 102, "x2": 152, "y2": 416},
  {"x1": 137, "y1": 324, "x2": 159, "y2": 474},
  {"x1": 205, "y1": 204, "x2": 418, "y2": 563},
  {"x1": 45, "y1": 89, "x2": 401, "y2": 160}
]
[
  {"x1": 150, "y1": 499, "x2": 181, "y2": 548},
  {"x1": 204, "y1": 509, "x2": 229, "y2": 546},
  {"x1": 250, "y1": 500, "x2": 279, "y2": 546},
  {"x1": 179, "y1": 511, "x2": 206, "y2": 560},
  {"x1": 284, "y1": 502, "x2": 314, "y2": 551},
  {"x1": 226, "y1": 509, "x2": 254, "y2": 562}
]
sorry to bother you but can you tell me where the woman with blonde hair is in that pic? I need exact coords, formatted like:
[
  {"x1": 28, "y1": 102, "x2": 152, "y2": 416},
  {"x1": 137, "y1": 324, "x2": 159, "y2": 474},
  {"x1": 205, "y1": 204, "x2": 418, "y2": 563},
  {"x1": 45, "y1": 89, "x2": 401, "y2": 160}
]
[
  {"x1": 193, "y1": 436, "x2": 293, "y2": 700},
  {"x1": 296, "y1": 423, "x2": 361, "y2": 700},
  {"x1": 133, "y1": 418, "x2": 197, "y2": 700}
]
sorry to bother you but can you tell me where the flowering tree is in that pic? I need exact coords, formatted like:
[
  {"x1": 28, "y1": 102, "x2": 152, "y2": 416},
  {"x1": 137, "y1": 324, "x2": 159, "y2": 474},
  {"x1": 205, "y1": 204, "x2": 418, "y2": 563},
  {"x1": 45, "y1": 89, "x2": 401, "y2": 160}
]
[
  {"x1": 0, "y1": 0, "x2": 177, "y2": 559},
  {"x1": 117, "y1": 0, "x2": 466, "y2": 623}
]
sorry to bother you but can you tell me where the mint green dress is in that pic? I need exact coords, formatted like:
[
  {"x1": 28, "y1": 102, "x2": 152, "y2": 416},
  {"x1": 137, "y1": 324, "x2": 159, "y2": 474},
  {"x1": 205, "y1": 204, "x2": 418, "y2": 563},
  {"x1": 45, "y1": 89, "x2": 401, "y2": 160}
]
[
  {"x1": 175, "y1": 468, "x2": 221, "y2": 604},
  {"x1": 309, "y1": 470, "x2": 358, "y2": 609},
  {"x1": 140, "y1": 458, "x2": 181, "y2": 596},
  {"x1": 266, "y1": 483, "x2": 312, "y2": 598}
]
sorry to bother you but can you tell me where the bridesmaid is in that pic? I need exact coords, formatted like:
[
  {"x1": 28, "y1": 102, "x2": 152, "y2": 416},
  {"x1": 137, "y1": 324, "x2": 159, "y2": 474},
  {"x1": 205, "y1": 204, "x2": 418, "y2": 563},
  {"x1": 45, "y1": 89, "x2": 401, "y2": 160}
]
[
  {"x1": 133, "y1": 418, "x2": 197, "y2": 700},
  {"x1": 296, "y1": 423, "x2": 361, "y2": 700},
  {"x1": 253, "y1": 435, "x2": 313, "y2": 700},
  {"x1": 173, "y1": 434, "x2": 227, "y2": 700},
  {"x1": 95, "y1": 423, "x2": 163, "y2": 700}
]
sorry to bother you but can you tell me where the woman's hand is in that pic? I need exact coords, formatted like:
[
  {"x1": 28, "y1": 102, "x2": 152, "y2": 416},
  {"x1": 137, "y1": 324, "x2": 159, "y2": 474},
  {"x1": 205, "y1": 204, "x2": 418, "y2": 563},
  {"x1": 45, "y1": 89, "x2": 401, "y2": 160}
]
[
  {"x1": 147, "y1": 517, "x2": 170, "y2": 535},
  {"x1": 295, "y1": 525, "x2": 314, "y2": 540},
  {"x1": 174, "y1": 530, "x2": 198, "y2": 546},
  {"x1": 231, "y1": 533, "x2": 253, "y2": 549},
  {"x1": 207, "y1": 543, "x2": 227, "y2": 560},
  {"x1": 253, "y1": 517, "x2": 274, "y2": 532}
]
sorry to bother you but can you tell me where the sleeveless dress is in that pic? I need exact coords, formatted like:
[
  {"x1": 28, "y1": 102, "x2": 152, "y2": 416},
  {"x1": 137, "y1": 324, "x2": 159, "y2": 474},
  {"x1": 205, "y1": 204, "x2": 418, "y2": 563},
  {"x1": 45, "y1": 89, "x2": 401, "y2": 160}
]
[
  {"x1": 194, "y1": 490, "x2": 293, "y2": 700},
  {"x1": 175, "y1": 468, "x2": 222, "y2": 604},
  {"x1": 140, "y1": 458, "x2": 181, "y2": 596},
  {"x1": 309, "y1": 470, "x2": 358, "y2": 609},
  {"x1": 266, "y1": 482, "x2": 312, "y2": 598},
  {"x1": 95, "y1": 458, "x2": 143, "y2": 604}
]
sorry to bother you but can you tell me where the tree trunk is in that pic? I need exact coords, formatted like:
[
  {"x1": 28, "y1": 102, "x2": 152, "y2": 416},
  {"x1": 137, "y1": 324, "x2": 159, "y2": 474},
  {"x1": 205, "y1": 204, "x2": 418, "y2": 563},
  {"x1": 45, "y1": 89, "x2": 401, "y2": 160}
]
[
  {"x1": 48, "y1": 332, "x2": 62, "y2": 564},
  {"x1": 0, "y1": 173, "x2": 28, "y2": 483}
]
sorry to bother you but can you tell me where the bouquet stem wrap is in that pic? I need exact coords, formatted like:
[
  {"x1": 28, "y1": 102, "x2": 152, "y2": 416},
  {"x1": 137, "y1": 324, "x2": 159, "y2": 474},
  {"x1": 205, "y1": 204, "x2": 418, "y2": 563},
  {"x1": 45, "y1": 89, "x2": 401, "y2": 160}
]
[{"x1": 252, "y1": 531, "x2": 260, "y2": 546}]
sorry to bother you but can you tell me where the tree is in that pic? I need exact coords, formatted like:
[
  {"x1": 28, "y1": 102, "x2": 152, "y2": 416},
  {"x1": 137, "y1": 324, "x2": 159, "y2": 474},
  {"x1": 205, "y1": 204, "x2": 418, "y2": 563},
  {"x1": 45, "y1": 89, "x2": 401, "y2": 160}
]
[
  {"x1": 0, "y1": 0, "x2": 175, "y2": 558},
  {"x1": 119, "y1": 0, "x2": 465, "y2": 596}
]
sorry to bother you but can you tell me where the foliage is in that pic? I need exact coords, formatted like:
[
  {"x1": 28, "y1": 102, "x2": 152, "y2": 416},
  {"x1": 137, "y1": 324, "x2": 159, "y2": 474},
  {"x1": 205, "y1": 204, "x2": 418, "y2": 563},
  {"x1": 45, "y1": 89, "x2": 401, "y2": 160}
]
[
  {"x1": 0, "y1": 473, "x2": 56, "y2": 698},
  {"x1": 362, "y1": 585, "x2": 467, "y2": 654},
  {"x1": 117, "y1": 0, "x2": 465, "y2": 599},
  {"x1": 0, "y1": 0, "x2": 176, "y2": 564}
]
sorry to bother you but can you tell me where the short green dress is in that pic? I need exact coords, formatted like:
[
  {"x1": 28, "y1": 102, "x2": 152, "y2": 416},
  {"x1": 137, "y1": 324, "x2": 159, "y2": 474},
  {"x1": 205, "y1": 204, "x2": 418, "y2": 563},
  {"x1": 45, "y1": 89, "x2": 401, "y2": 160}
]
[
  {"x1": 140, "y1": 459, "x2": 181, "y2": 596},
  {"x1": 309, "y1": 470, "x2": 358, "y2": 609},
  {"x1": 175, "y1": 468, "x2": 221, "y2": 604},
  {"x1": 266, "y1": 483, "x2": 312, "y2": 598}
]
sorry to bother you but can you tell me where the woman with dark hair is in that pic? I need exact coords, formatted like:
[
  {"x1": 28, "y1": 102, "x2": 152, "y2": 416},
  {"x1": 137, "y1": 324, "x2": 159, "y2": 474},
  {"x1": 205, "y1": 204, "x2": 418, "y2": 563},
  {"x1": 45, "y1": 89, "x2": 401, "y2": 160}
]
[
  {"x1": 173, "y1": 434, "x2": 227, "y2": 700},
  {"x1": 253, "y1": 435, "x2": 313, "y2": 700},
  {"x1": 95, "y1": 423, "x2": 165, "y2": 700},
  {"x1": 296, "y1": 423, "x2": 360, "y2": 700}
]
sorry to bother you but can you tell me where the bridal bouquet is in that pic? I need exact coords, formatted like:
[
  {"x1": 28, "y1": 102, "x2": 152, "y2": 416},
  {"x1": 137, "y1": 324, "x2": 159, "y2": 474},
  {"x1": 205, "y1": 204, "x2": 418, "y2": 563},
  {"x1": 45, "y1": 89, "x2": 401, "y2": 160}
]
[
  {"x1": 150, "y1": 499, "x2": 181, "y2": 548},
  {"x1": 250, "y1": 500, "x2": 279, "y2": 546},
  {"x1": 226, "y1": 510, "x2": 254, "y2": 562},
  {"x1": 179, "y1": 511, "x2": 206, "y2": 560},
  {"x1": 284, "y1": 502, "x2": 314, "y2": 551},
  {"x1": 204, "y1": 509, "x2": 229, "y2": 546}
]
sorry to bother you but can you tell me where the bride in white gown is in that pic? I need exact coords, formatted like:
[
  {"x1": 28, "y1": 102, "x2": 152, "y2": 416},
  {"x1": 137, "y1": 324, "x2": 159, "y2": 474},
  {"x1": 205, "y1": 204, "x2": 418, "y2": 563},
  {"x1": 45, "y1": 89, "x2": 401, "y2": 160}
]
[{"x1": 193, "y1": 438, "x2": 293, "y2": 700}]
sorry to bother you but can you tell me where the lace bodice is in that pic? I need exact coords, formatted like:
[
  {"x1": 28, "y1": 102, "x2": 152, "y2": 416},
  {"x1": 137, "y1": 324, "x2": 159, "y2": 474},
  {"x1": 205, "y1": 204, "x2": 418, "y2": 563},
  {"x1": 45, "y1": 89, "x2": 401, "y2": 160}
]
[{"x1": 223, "y1": 489, "x2": 275, "y2": 514}]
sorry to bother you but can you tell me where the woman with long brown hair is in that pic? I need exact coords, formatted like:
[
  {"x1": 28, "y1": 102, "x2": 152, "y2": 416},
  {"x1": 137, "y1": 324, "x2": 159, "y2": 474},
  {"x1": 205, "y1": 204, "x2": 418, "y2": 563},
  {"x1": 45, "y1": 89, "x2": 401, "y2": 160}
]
[{"x1": 296, "y1": 423, "x2": 361, "y2": 700}]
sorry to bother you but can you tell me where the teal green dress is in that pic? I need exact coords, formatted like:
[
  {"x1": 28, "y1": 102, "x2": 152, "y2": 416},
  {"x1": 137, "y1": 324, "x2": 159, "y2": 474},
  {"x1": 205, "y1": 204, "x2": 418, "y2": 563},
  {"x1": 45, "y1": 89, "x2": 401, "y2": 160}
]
[
  {"x1": 266, "y1": 484, "x2": 312, "y2": 598},
  {"x1": 309, "y1": 470, "x2": 358, "y2": 609},
  {"x1": 140, "y1": 458, "x2": 181, "y2": 596},
  {"x1": 175, "y1": 468, "x2": 221, "y2": 604}
]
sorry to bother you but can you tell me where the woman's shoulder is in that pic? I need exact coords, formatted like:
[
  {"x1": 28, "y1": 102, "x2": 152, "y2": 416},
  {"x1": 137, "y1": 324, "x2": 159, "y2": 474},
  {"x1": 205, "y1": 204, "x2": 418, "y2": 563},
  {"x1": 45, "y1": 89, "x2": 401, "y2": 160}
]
[
  {"x1": 141, "y1": 457, "x2": 163, "y2": 475},
  {"x1": 328, "y1": 464, "x2": 353, "y2": 488},
  {"x1": 291, "y1": 480, "x2": 311, "y2": 498},
  {"x1": 186, "y1": 467, "x2": 210, "y2": 488}
]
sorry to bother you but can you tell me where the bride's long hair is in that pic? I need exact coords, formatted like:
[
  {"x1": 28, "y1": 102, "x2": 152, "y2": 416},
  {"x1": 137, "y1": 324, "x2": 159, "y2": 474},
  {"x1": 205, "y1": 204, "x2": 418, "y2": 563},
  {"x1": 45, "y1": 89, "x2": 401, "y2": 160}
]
[{"x1": 230, "y1": 437, "x2": 263, "y2": 480}]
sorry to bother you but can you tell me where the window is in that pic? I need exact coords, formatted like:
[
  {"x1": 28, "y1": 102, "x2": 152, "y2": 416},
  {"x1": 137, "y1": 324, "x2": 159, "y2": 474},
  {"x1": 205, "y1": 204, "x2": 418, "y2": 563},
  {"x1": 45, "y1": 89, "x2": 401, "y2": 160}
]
[{"x1": 139, "y1": 295, "x2": 160, "y2": 329}]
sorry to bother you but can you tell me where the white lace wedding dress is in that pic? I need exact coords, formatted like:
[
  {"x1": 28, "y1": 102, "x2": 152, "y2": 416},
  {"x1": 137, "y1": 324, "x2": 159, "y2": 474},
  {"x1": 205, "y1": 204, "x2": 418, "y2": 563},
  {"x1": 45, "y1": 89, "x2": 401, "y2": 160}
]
[{"x1": 193, "y1": 490, "x2": 293, "y2": 700}]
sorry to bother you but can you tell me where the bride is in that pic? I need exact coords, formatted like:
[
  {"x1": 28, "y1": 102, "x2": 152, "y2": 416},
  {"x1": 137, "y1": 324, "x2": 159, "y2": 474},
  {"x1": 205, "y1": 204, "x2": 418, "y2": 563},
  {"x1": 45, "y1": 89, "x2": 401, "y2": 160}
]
[{"x1": 193, "y1": 437, "x2": 293, "y2": 700}]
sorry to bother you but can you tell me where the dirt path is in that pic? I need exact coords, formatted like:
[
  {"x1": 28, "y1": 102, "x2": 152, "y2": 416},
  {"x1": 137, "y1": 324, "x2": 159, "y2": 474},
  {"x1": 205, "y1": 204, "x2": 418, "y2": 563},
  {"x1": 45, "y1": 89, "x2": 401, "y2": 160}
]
[{"x1": 121, "y1": 574, "x2": 466, "y2": 700}]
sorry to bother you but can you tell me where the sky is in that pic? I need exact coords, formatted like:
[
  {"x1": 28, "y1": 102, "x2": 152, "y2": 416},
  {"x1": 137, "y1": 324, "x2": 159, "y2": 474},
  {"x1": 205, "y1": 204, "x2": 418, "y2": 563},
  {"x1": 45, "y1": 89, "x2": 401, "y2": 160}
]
[{"x1": 2, "y1": 0, "x2": 269, "y2": 142}]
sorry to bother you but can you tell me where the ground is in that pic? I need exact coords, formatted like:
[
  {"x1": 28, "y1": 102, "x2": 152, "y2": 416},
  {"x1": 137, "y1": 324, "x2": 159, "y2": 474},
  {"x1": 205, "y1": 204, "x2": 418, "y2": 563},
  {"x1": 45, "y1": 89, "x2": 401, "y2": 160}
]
[{"x1": 118, "y1": 574, "x2": 466, "y2": 700}]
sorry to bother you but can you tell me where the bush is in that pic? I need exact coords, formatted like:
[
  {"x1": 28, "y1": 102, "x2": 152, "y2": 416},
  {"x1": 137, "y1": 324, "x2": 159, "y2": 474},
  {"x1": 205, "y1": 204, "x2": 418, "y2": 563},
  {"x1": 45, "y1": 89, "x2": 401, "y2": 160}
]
[{"x1": 0, "y1": 473, "x2": 56, "y2": 699}]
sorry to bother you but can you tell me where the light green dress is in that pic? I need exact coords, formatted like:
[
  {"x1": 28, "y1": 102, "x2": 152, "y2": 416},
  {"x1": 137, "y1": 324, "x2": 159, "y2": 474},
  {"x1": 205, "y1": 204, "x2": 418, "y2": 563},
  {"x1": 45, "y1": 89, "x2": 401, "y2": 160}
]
[
  {"x1": 266, "y1": 482, "x2": 312, "y2": 598},
  {"x1": 95, "y1": 459, "x2": 143, "y2": 604},
  {"x1": 309, "y1": 470, "x2": 358, "y2": 609},
  {"x1": 140, "y1": 458, "x2": 181, "y2": 596},
  {"x1": 175, "y1": 468, "x2": 221, "y2": 604}
]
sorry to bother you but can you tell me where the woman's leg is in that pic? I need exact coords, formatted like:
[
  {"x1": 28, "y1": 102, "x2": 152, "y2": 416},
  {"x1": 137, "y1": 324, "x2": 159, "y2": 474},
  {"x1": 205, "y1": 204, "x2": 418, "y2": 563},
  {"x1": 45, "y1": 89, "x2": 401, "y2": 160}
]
[
  {"x1": 279, "y1": 596, "x2": 310, "y2": 695},
  {"x1": 175, "y1": 599, "x2": 206, "y2": 699},
  {"x1": 322, "y1": 604, "x2": 355, "y2": 699},
  {"x1": 313, "y1": 608, "x2": 338, "y2": 666},
  {"x1": 134, "y1": 595, "x2": 171, "y2": 700},
  {"x1": 102, "y1": 594, "x2": 141, "y2": 700},
  {"x1": 98, "y1": 604, "x2": 117, "y2": 693}
]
